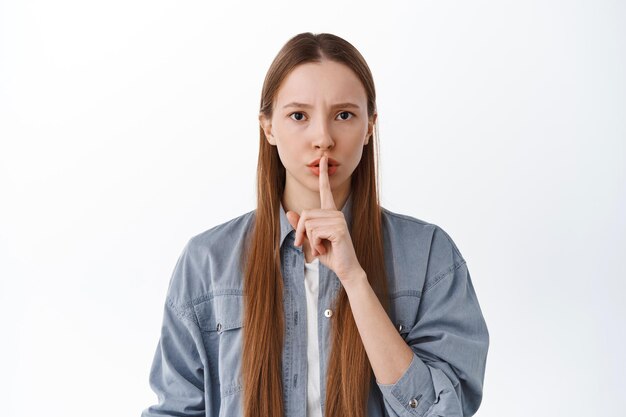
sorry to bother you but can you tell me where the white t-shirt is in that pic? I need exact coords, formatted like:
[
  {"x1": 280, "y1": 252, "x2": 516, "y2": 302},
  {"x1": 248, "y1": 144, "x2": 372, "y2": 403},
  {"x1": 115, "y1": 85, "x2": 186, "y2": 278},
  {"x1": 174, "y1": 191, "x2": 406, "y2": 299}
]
[{"x1": 303, "y1": 257, "x2": 322, "y2": 417}]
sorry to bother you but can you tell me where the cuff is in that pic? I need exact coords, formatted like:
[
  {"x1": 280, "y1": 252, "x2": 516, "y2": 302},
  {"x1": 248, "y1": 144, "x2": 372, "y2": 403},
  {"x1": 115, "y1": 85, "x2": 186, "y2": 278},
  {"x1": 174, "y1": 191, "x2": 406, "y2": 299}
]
[{"x1": 376, "y1": 353, "x2": 437, "y2": 417}]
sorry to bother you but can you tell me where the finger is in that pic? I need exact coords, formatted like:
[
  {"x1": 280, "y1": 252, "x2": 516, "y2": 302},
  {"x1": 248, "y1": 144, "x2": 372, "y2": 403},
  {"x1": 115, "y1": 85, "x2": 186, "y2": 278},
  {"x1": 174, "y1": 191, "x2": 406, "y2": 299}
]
[
  {"x1": 295, "y1": 210, "x2": 331, "y2": 246},
  {"x1": 306, "y1": 224, "x2": 319, "y2": 255},
  {"x1": 295, "y1": 210, "x2": 308, "y2": 246},
  {"x1": 312, "y1": 232, "x2": 326, "y2": 255},
  {"x1": 319, "y1": 155, "x2": 336, "y2": 210},
  {"x1": 308, "y1": 220, "x2": 332, "y2": 255},
  {"x1": 286, "y1": 211, "x2": 299, "y2": 231}
]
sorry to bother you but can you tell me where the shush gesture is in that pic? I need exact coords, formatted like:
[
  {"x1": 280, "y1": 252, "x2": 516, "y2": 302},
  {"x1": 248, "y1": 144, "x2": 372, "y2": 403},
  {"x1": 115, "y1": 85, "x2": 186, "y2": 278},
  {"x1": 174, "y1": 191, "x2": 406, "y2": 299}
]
[{"x1": 285, "y1": 154, "x2": 366, "y2": 286}]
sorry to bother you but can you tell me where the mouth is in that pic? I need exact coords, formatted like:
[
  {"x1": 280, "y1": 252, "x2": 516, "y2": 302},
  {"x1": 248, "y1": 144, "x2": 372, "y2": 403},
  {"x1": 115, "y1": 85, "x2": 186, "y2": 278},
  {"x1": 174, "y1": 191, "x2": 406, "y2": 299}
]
[
  {"x1": 308, "y1": 157, "x2": 340, "y2": 167},
  {"x1": 309, "y1": 164, "x2": 338, "y2": 176}
]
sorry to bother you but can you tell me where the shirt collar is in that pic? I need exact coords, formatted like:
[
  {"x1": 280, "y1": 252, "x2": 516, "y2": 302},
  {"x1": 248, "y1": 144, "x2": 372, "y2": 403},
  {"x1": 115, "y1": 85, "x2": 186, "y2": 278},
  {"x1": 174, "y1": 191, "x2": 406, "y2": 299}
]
[{"x1": 279, "y1": 191, "x2": 354, "y2": 249}]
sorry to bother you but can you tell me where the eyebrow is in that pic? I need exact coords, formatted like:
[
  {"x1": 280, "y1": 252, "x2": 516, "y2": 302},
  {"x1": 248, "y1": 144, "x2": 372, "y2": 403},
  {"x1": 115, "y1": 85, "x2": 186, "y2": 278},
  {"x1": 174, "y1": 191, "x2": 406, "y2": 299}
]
[{"x1": 282, "y1": 102, "x2": 361, "y2": 110}]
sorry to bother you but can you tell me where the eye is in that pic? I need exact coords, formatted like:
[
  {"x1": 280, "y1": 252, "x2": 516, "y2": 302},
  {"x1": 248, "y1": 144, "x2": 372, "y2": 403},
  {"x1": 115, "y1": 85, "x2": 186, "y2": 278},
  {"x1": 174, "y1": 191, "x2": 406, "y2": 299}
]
[
  {"x1": 289, "y1": 112, "x2": 306, "y2": 121},
  {"x1": 288, "y1": 111, "x2": 355, "y2": 122},
  {"x1": 337, "y1": 111, "x2": 354, "y2": 121}
]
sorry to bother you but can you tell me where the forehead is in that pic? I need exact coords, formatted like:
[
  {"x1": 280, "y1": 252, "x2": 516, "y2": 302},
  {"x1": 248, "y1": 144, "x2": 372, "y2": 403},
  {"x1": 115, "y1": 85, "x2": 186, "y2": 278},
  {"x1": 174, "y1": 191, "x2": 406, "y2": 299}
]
[{"x1": 274, "y1": 60, "x2": 367, "y2": 107}]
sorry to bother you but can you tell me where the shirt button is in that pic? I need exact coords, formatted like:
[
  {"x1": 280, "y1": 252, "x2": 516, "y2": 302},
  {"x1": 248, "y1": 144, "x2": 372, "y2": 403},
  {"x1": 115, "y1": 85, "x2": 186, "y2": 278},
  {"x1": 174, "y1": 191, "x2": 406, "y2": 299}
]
[
  {"x1": 216, "y1": 323, "x2": 222, "y2": 333},
  {"x1": 397, "y1": 324, "x2": 403, "y2": 332},
  {"x1": 324, "y1": 309, "x2": 333, "y2": 318},
  {"x1": 409, "y1": 398, "x2": 419, "y2": 408}
]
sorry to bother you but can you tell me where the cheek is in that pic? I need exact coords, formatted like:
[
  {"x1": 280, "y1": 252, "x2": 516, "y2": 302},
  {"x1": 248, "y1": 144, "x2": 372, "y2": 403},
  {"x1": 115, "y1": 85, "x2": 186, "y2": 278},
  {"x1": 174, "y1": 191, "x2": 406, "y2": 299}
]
[
  {"x1": 343, "y1": 134, "x2": 367, "y2": 159},
  {"x1": 337, "y1": 123, "x2": 367, "y2": 146},
  {"x1": 349, "y1": 148, "x2": 365, "y2": 170},
  {"x1": 274, "y1": 119, "x2": 303, "y2": 138},
  {"x1": 275, "y1": 141, "x2": 303, "y2": 169},
  {"x1": 342, "y1": 143, "x2": 366, "y2": 175}
]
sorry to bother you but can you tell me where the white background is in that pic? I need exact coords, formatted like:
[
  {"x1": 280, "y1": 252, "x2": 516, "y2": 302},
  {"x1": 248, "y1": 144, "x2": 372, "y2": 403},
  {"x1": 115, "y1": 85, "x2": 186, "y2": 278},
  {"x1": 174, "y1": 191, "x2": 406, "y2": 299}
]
[{"x1": 1, "y1": 1, "x2": 624, "y2": 416}]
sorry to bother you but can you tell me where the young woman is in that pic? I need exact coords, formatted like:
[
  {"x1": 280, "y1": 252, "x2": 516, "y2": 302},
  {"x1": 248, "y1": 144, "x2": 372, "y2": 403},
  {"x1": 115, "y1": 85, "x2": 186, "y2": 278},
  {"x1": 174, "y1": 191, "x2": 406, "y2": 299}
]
[{"x1": 142, "y1": 32, "x2": 489, "y2": 417}]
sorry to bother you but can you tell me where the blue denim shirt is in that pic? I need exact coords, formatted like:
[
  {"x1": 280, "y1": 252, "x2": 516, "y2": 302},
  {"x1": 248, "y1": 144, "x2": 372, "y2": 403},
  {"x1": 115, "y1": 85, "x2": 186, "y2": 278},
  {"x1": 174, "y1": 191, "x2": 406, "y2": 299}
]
[{"x1": 141, "y1": 193, "x2": 489, "y2": 417}]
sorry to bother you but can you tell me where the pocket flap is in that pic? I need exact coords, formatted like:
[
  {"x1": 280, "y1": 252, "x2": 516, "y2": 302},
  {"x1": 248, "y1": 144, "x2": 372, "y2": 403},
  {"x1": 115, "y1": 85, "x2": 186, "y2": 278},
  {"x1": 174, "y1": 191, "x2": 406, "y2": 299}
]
[{"x1": 194, "y1": 294, "x2": 245, "y2": 332}]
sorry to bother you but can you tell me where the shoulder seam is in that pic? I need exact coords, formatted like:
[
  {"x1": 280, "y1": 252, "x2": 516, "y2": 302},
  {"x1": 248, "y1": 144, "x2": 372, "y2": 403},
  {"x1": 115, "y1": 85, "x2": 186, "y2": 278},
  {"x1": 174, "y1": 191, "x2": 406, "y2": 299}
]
[
  {"x1": 433, "y1": 224, "x2": 465, "y2": 262},
  {"x1": 166, "y1": 296, "x2": 200, "y2": 328},
  {"x1": 381, "y1": 207, "x2": 433, "y2": 226},
  {"x1": 189, "y1": 209, "x2": 255, "y2": 243},
  {"x1": 423, "y1": 260, "x2": 467, "y2": 294}
]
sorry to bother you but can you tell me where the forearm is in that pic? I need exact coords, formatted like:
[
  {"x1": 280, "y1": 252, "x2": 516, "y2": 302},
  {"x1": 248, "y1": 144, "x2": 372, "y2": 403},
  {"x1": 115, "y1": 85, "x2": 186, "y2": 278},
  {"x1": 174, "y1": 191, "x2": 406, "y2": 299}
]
[{"x1": 342, "y1": 269, "x2": 414, "y2": 385}]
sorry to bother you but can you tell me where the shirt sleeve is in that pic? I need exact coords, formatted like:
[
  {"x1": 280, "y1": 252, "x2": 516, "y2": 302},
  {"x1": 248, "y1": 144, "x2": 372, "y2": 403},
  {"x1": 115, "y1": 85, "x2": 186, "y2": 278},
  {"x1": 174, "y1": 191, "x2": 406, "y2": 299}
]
[
  {"x1": 141, "y1": 240, "x2": 210, "y2": 417},
  {"x1": 141, "y1": 299, "x2": 206, "y2": 417},
  {"x1": 376, "y1": 259, "x2": 490, "y2": 417}
]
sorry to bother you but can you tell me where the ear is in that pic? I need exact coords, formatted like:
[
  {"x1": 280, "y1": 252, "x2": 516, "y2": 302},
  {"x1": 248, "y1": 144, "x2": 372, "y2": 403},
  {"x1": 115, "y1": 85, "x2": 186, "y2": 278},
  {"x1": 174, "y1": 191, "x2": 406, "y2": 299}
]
[
  {"x1": 259, "y1": 113, "x2": 276, "y2": 145},
  {"x1": 365, "y1": 112, "x2": 377, "y2": 145}
]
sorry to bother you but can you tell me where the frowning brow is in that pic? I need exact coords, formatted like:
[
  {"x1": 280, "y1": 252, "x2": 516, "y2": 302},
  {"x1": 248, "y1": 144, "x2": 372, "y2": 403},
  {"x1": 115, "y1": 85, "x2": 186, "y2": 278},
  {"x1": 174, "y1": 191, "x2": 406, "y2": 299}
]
[{"x1": 282, "y1": 102, "x2": 361, "y2": 110}]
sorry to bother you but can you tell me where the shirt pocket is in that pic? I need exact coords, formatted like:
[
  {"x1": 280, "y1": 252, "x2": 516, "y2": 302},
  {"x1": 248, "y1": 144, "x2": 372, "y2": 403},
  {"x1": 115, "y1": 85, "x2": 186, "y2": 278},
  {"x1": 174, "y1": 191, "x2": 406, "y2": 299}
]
[
  {"x1": 389, "y1": 293, "x2": 422, "y2": 340},
  {"x1": 195, "y1": 293, "x2": 245, "y2": 399}
]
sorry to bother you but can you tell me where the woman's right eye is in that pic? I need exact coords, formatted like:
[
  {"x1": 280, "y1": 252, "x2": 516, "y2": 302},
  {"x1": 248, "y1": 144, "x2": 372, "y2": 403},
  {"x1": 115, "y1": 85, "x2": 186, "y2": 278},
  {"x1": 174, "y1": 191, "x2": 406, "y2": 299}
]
[{"x1": 289, "y1": 112, "x2": 306, "y2": 121}]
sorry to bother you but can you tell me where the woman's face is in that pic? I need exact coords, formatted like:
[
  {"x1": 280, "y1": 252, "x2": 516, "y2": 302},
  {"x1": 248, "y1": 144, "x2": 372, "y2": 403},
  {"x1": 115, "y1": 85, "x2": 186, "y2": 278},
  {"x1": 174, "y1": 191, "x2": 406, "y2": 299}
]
[{"x1": 259, "y1": 59, "x2": 376, "y2": 199}]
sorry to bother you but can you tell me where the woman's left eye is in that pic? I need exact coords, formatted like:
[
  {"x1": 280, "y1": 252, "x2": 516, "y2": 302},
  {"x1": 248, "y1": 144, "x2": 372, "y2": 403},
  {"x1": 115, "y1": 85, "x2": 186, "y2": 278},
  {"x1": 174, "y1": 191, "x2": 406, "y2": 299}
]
[{"x1": 337, "y1": 111, "x2": 354, "y2": 120}]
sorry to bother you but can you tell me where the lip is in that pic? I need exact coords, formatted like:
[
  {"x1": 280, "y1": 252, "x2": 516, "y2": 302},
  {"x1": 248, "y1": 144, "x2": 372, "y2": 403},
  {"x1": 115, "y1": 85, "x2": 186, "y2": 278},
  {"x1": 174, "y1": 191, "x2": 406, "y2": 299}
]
[
  {"x1": 307, "y1": 157, "x2": 340, "y2": 167},
  {"x1": 309, "y1": 165, "x2": 338, "y2": 176}
]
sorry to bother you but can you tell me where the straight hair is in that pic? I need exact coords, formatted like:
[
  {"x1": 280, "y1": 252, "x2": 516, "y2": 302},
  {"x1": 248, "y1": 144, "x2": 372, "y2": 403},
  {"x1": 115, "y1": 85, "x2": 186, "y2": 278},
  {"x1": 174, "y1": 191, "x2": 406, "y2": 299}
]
[{"x1": 241, "y1": 32, "x2": 390, "y2": 417}]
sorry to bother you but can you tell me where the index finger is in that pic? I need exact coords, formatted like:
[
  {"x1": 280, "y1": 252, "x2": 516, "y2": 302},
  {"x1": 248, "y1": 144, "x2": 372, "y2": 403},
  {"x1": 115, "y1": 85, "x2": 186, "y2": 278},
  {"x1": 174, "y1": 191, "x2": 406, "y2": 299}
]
[{"x1": 319, "y1": 154, "x2": 336, "y2": 210}]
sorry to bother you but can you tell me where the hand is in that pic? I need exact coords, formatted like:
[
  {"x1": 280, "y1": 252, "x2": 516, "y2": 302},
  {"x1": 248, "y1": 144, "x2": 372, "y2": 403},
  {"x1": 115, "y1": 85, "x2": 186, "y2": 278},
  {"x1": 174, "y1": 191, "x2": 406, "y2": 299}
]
[{"x1": 285, "y1": 154, "x2": 365, "y2": 285}]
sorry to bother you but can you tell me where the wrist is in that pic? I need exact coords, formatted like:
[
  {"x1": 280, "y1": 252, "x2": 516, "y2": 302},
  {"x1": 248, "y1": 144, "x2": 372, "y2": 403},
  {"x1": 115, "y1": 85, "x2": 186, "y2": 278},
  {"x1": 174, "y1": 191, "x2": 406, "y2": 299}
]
[{"x1": 341, "y1": 268, "x2": 369, "y2": 294}]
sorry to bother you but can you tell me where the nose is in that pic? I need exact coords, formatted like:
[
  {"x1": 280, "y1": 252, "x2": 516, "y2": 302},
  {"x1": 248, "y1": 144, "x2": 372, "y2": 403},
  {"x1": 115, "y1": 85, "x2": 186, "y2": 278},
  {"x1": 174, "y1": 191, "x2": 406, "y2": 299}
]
[{"x1": 311, "y1": 118, "x2": 334, "y2": 150}]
